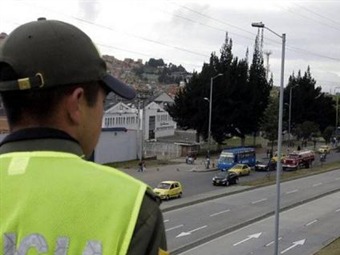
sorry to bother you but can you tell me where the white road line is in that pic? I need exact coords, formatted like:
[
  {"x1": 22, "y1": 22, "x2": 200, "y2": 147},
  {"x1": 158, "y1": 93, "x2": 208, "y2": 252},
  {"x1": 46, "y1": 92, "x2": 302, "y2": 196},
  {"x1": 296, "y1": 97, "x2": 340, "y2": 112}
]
[
  {"x1": 166, "y1": 224, "x2": 183, "y2": 232},
  {"x1": 265, "y1": 237, "x2": 283, "y2": 247},
  {"x1": 336, "y1": 208, "x2": 340, "y2": 212},
  {"x1": 305, "y1": 219, "x2": 318, "y2": 226},
  {"x1": 285, "y1": 189, "x2": 298, "y2": 194},
  {"x1": 163, "y1": 219, "x2": 169, "y2": 223},
  {"x1": 252, "y1": 198, "x2": 267, "y2": 204},
  {"x1": 312, "y1": 183, "x2": 322, "y2": 187},
  {"x1": 210, "y1": 209, "x2": 230, "y2": 217}
]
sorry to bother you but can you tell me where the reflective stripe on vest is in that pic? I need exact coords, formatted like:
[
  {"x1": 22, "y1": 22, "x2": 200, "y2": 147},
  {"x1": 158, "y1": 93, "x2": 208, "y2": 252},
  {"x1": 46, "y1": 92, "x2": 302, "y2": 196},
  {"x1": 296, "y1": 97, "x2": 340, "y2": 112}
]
[{"x1": 0, "y1": 151, "x2": 147, "y2": 255}]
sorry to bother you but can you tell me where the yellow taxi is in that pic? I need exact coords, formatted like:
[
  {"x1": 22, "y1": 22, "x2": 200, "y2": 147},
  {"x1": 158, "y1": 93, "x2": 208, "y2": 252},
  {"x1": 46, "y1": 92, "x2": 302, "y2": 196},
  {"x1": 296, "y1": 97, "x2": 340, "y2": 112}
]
[
  {"x1": 228, "y1": 164, "x2": 251, "y2": 176},
  {"x1": 153, "y1": 181, "x2": 183, "y2": 200},
  {"x1": 318, "y1": 145, "x2": 331, "y2": 154},
  {"x1": 271, "y1": 151, "x2": 286, "y2": 163}
]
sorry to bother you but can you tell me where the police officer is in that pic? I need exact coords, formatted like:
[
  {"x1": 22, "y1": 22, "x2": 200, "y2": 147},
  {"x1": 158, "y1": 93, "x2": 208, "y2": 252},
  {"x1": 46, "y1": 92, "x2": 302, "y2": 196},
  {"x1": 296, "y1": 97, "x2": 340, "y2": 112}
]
[{"x1": 0, "y1": 18, "x2": 168, "y2": 255}]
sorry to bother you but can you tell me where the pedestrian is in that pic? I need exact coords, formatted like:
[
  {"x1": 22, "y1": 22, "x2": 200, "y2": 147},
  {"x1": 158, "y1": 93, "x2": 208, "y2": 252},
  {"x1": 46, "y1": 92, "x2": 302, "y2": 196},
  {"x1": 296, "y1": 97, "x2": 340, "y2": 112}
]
[
  {"x1": 138, "y1": 160, "x2": 145, "y2": 172},
  {"x1": 0, "y1": 18, "x2": 168, "y2": 255},
  {"x1": 206, "y1": 154, "x2": 211, "y2": 169}
]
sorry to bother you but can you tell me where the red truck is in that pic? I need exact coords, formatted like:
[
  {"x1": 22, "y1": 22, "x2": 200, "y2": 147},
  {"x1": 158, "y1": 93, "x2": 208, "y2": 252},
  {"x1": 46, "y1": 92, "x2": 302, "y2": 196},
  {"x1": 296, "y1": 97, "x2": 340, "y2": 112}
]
[{"x1": 282, "y1": 150, "x2": 315, "y2": 171}]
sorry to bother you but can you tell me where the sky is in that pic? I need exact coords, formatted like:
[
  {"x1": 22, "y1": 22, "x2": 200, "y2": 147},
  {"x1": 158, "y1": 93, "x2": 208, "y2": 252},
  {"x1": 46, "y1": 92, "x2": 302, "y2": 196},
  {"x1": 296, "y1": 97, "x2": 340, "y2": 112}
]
[{"x1": 1, "y1": 0, "x2": 340, "y2": 94}]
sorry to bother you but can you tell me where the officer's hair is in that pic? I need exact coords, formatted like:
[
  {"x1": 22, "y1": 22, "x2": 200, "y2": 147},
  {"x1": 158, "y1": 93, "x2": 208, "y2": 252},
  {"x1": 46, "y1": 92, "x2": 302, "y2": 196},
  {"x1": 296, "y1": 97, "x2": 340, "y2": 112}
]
[{"x1": 0, "y1": 64, "x2": 102, "y2": 126}]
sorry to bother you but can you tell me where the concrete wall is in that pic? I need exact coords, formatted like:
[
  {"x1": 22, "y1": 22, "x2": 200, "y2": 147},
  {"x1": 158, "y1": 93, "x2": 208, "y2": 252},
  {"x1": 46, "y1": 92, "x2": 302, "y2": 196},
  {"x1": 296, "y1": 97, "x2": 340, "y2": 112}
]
[
  {"x1": 94, "y1": 129, "x2": 138, "y2": 164},
  {"x1": 0, "y1": 130, "x2": 139, "y2": 165},
  {"x1": 144, "y1": 141, "x2": 181, "y2": 159}
]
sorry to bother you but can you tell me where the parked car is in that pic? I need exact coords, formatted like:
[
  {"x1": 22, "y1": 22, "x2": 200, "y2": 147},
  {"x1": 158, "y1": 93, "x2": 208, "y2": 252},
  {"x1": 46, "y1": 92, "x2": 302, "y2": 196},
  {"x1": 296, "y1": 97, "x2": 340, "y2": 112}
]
[
  {"x1": 255, "y1": 160, "x2": 269, "y2": 171},
  {"x1": 153, "y1": 181, "x2": 183, "y2": 200},
  {"x1": 212, "y1": 171, "x2": 239, "y2": 186},
  {"x1": 318, "y1": 145, "x2": 331, "y2": 154},
  {"x1": 228, "y1": 163, "x2": 251, "y2": 176}
]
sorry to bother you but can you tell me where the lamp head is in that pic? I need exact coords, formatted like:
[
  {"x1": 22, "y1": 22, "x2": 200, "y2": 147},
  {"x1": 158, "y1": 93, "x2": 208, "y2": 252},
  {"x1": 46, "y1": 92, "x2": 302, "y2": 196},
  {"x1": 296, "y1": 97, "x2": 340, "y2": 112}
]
[{"x1": 251, "y1": 22, "x2": 265, "y2": 28}]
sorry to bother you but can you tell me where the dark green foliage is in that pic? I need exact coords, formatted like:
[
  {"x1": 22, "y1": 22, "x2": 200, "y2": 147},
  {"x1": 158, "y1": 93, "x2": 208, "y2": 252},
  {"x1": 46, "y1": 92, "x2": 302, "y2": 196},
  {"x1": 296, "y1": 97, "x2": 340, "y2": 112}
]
[
  {"x1": 322, "y1": 126, "x2": 335, "y2": 144},
  {"x1": 167, "y1": 31, "x2": 271, "y2": 144},
  {"x1": 284, "y1": 66, "x2": 335, "y2": 135},
  {"x1": 260, "y1": 96, "x2": 279, "y2": 143}
]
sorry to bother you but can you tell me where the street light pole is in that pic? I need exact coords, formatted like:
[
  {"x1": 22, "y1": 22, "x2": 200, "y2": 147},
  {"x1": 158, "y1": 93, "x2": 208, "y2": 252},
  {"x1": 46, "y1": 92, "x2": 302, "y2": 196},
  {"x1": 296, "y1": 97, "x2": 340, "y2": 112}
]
[
  {"x1": 288, "y1": 85, "x2": 298, "y2": 147},
  {"x1": 207, "y1": 73, "x2": 223, "y2": 156},
  {"x1": 335, "y1": 87, "x2": 340, "y2": 132},
  {"x1": 252, "y1": 22, "x2": 286, "y2": 255}
]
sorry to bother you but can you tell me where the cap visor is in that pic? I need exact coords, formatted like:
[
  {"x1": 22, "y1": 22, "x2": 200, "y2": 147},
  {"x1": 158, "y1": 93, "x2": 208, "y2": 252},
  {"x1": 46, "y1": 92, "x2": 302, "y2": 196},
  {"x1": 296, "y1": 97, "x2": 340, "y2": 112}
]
[{"x1": 101, "y1": 74, "x2": 136, "y2": 100}]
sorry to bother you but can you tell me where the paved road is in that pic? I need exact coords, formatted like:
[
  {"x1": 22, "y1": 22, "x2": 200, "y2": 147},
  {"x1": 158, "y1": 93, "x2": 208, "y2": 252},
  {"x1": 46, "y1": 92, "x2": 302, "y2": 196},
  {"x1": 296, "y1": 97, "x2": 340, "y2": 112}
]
[
  {"x1": 117, "y1": 148, "x2": 340, "y2": 254},
  {"x1": 120, "y1": 148, "x2": 339, "y2": 211},
  {"x1": 163, "y1": 169, "x2": 340, "y2": 253},
  {"x1": 179, "y1": 191, "x2": 340, "y2": 255}
]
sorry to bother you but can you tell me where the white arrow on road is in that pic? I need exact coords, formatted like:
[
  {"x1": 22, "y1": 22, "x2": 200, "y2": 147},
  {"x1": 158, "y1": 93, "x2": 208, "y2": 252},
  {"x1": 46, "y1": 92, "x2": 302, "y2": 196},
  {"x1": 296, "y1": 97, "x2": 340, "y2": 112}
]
[
  {"x1": 233, "y1": 232, "x2": 262, "y2": 246},
  {"x1": 176, "y1": 225, "x2": 207, "y2": 238},
  {"x1": 281, "y1": 239, "x2": 306, "y2": 254}
]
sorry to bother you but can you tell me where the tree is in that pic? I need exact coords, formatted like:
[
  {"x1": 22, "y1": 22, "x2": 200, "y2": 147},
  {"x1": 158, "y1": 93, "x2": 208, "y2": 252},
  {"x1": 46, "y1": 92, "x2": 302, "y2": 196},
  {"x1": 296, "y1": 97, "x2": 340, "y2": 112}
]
[
  {"x1": 260, "y1": 96, "x2": 279, "y2": 151},
  {"x1": 285, "y1": 67, "x2": 335, "y2": 134},
  {"x1": 246, "y1": 31, "x2": 272, "y2": 142},
  {"x1": 322, "y1": 126, "x2": 334, "y2": 144},
  {"x1": 295, "y1": 121, "x2": 320, "y2": 140}
]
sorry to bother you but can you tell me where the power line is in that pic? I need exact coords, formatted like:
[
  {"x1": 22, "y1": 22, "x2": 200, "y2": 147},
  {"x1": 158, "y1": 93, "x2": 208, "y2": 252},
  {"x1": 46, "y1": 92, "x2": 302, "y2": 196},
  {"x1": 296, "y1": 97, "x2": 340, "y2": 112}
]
[{"x1": 292, "y1": 2, "x2": 340, "y2": 28}]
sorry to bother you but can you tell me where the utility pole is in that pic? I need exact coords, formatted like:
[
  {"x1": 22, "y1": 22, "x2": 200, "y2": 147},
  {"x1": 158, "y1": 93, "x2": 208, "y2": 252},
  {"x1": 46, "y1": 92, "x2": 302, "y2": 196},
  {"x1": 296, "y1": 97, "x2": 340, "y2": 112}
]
[
  {"x1": 264, "y1": 50, "x2": 272, "y2": 81},
  {"x1": 136, "y1": 90, "x2": 150, "y2": 161}
]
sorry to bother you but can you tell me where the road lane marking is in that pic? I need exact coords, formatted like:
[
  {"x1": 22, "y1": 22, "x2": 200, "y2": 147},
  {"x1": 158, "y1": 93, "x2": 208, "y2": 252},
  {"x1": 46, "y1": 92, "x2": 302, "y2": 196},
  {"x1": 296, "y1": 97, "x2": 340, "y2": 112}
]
[
  {"x1": 176, "y1": 225, "x2": 207, "y2": 238},
  {"x1": 164, "y1": 219, "x2": 169, "y2": 223},
  {"x1": 265, "y1": 237, "x2": 282, "y2": 247},
  {"x1": 166, "y1": 224, "x2": 183, "y2": 232},
  {"x1": 210, "y1": 209, "x2": 230, "y2": 217},
  {"x1": 285, "y1": 189, "x2": 298, "y2": 194},
  {"x1": 233, "y1": 232, "x2": 262, "y2": 246},
  {"x1": 281, "y1": 239, "x2": 305, "y2": 254},
  {"x1": 312, "y1": 182, "x2": 322, "y2": 187},
  {"x1": 336, "y1": 208, "x2": 340, "y2": 212},
  {"x1": 252, "y1": 198, "x2": 267, "y2": 204},
  {"x1": 305, "y1": 219, "x2": 318, "y2": 226}
]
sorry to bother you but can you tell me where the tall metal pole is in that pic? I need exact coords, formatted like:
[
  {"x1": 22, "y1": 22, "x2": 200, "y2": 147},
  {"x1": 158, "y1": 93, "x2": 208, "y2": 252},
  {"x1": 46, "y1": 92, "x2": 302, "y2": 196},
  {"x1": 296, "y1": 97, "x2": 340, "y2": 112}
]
[
  {"x1": 252, "y1": 22, "x2": 286, "y2": 255},
  {"x1": 208, "y1": 77, "x2": 213, "y2": 156},
  {"x1": 207, "y1": 73, "x2": 223, "y2": 156},
  {"x1": 288, "y1": 85, "x2": 298, "y2": 147},
  {"x1": 288, "y1": 87, "x2": 292, "y2": 147},
  {"x1": 275, "y1": 32, "x2": 285, "y2": 255},
  {"x1": 335, "y1": 87, "x2": 340, "y2": 132},
  {"x1": 137, "y1": 99, "x2": 142, "y2": 160}
]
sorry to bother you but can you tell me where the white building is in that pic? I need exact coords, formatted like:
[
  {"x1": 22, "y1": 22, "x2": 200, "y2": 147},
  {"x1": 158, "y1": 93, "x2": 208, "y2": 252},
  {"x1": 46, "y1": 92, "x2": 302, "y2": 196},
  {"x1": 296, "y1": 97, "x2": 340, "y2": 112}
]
[
  {"x1": 143, "y1": 101, "x2": 176, "y2": 140},
  {"x1": 102, "y1": 92, "x2": 176, "y2": 140}
]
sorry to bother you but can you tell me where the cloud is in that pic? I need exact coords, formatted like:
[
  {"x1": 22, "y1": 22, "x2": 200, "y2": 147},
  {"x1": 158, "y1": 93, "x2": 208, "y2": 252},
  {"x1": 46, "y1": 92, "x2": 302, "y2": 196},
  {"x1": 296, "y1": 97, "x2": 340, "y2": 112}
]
[{"x1": 78, "y1": 0, "x2": 101, "y2": 22}]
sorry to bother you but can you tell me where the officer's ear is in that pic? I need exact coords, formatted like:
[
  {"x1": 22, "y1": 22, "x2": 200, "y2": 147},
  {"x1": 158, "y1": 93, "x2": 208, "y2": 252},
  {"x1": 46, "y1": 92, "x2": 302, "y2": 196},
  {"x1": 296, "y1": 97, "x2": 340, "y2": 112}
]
[{"x1": 65, "y1": 86, "x2": 86, "y2": 125}]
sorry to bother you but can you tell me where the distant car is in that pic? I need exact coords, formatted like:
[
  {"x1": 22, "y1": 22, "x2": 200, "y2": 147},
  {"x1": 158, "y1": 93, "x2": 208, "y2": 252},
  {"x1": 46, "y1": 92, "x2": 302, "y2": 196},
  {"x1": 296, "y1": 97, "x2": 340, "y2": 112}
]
[
  {"x1": 271, "y1": 152, "x2": 286, "y2": 163},
  {"x1": 153, "y1": 181, "x2": 183, "y2": 200},
  {"x1": 212, "y1": 171, "x2": 239, "y2": 186},
  {"x1": 228, "y1": 163, "x2": 251, "y2": 176},
  {"x1": 255, "y1": 160, "x2": 269, "y2": 171},
  {"x1": 318, "y1": 145, "x2": 331, "y2": 154}
]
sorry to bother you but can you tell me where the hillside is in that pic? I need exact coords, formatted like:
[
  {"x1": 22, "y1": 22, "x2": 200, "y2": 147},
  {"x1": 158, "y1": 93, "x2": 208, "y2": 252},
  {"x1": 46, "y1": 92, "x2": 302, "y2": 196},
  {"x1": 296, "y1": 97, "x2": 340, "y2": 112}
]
[{"x1": 103, "y1": 55, "x2": 191, "y2": 96}]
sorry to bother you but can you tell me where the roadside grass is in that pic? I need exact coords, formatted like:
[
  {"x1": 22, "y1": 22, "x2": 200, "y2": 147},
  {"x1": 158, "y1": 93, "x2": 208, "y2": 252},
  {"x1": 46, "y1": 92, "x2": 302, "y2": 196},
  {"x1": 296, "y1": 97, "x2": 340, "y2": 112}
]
[{"x1": 314, "y1": 237, "x2": 340, "y2": 255}]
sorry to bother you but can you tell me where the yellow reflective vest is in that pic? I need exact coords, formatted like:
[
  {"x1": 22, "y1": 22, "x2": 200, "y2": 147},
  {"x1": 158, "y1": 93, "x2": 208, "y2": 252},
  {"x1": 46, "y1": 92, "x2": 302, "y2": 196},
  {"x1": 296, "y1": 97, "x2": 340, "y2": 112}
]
[{"x1": 0, "y1": 151, "x2": 147, "y2": 255}]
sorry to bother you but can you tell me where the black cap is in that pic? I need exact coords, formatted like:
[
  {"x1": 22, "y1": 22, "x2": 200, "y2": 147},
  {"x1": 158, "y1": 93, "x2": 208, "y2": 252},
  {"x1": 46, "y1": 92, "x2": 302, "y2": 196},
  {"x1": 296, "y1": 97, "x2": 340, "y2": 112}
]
[{"x1": 0, "y1": 18, "x2": 136, "y2": 100}]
